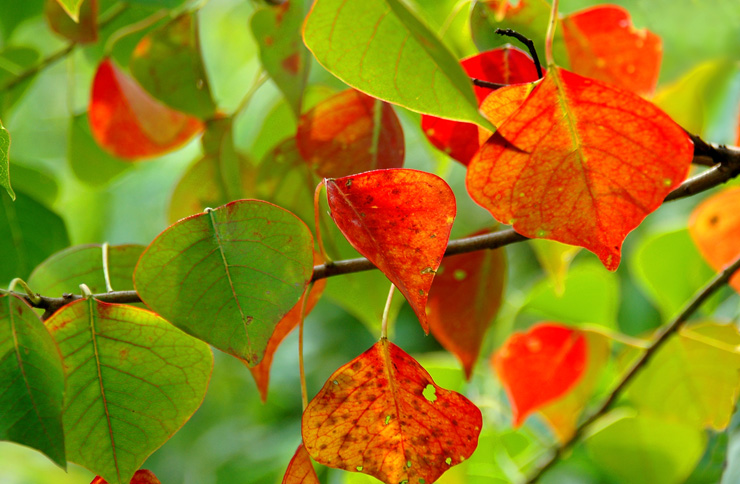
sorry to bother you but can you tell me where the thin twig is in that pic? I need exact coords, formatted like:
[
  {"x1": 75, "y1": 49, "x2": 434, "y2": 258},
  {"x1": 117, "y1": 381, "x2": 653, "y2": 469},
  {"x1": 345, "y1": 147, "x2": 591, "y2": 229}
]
[
  {"x1": 496, "y1": 28, "x2": 544, "y2": 79},
  {"x1": 524, "y1": 253, "x2": 740, "y2": 483},
  {"x1": 471, "y1": 78, "x2": 508, "y2": 90}
]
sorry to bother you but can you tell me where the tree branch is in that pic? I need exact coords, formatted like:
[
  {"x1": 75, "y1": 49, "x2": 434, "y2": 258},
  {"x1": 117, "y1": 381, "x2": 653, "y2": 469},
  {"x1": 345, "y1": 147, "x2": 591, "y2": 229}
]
[{"x1": 524, "y1": 253, "x2": 740, "y2": 483}]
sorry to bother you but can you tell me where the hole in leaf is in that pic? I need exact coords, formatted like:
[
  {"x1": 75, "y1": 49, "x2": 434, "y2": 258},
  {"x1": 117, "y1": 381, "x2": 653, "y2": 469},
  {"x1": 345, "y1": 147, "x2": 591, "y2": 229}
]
[
  {"x1": 445, "y1": 457, "x2": 452, "y2": 465},
  {"x1": 385, "y1": 415, "x2": 392, "y2": 425},
  {"x1": 406, "y1": 460, "x2": 412, "y2": 468},
  {"x1": 356, "y1": 466, "x2": 363, "y2": 471},
  {"x1": 423, "y1": 384, "x2": 437, "y2": 402},
  {"x1": 453, "y1": 269, "x2": 467, "y2": 281}
]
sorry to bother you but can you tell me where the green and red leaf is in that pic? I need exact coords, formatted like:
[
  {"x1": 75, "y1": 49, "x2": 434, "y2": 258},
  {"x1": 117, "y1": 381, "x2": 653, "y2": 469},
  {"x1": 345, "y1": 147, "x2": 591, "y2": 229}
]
[
  {"x1": 91, "y1": 469, "x2": 162, "y2": 484},
  {"x1": 44, "y1": 0, "x2": 97, "y2": 44}
]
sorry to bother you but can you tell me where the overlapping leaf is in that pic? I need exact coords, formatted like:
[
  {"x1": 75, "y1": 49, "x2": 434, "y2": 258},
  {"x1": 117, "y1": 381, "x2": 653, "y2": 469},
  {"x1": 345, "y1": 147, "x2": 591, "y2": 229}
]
[
  {"x1": 467, "y1": 67, "x2": 694, "y2": 270},
  {"x1": 135, "y1": 199, "x2": 314, "y2": 365},
  {"x1": 54, "y1": 0, "x2": 83, "y2": 21},
  {"x1": 44, "y1": 0, "x2": 97, "y2": 44},
  {"x1": 0, "y1": 294, "x2": 65, "y2": 467},
  {"x1": 297, "y1": 89, "x2": 404, "y2": 178},
  {"x1": 426, "y1": 231, "x2": 506, "y2": 379},
  {"x1": 421, "y1": 47, "x2": 540, "y2": 165},
  {"x1": 46, "y1": 299, "x2": 213, "y2": 484},
  {"x1": 303, "y1": 0, "x2": 492, "y2": 128},
  {"x1": 326, "y1": 169, "x2": 455, "y2": 332},
  {"x1": 283, "y1": 443, "x2": 319, "y2": 484},
  {"x1": 0, "y1": 119, "x2": 13, "y2": 200},
  {"x1": 91, "y1": 469, "x2": 161, "y2": 484},
  {"x1": 88, "y1": 59, "x2": 203, "y2": 160},
  {"x1": 302, "y1": 339, "x2": 482, "y2": 484},
  {"x1": 493, "y1": 323, "x2": 587, "y2": 426},
  {"x1": 529, "y1": 239, "x2": 581, "y2": 295}
]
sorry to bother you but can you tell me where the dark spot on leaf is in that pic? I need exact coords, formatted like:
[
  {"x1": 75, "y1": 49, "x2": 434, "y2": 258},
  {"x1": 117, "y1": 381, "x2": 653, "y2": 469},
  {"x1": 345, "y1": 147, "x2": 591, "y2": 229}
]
[{"x1": 709, "y1": 214, "x2": 719, "y2": 226}]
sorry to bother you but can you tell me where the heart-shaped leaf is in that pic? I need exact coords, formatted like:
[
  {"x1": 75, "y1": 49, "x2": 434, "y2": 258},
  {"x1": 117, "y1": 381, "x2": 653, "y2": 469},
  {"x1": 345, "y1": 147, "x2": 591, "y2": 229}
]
[
  {"x1": 302, "y1": 339, "x2": 482, "y2": 484},
  {"x1": 44, "y1": 0, "x2": 97, "y2": 44},
  {"x1": 297, "y1": 89, "x2": 404, "y2": 178},
  {"x1": 47, "y1": 299, "x2": 212, "y2": 484},
  {"x1": 91, "y1": 469, "x2": 161, "y2": 484},
  {"x1": 0, "y1": 120, "x2": 13, "y2": 200},
  {"x1": 283, "y1": 443, "x2": 319, "y2": 484},
  {"x1": 493, "y1": 323, "x2": 587, "y2": 426},
  {"x1": 303, "y1": 0, "x2": 492, "y2": 129},
  {"x1": 326, "y1": 169, "x2": 456, "y2": 332},
  {"x1": 0, "y1": 294, "x2": 65, "y2": 467},
  {"x1": 135, "y1": 199, "x2": 314, "y2": 365},
  {"x1": 89, "y1": 59, "x2": 203, "y2": 160},
  {"x1": 467, "y1": 67, "x2": 694, "y2": 270}
]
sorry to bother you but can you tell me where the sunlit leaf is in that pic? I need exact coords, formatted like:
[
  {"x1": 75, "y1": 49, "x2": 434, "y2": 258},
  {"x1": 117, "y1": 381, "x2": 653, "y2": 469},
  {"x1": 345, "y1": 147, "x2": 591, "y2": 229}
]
[
  {"x1": 529, "y1": 239, "x2": 581, "y2": 295},
  {"x1": 252, "y1": 1, "x2": 310, "y2": 116},
  {"x1": 326, "y1": 169, "x2": 456, "y2": 332},
  {"x1": 283, "y1": 443, "x2": 319, "y2": 484},
  {"x1": 562, "y1": 5, "x2": 662, "y2": 96},
  {"x1": 0, "y1": 120, "x2": 13, "y2": 200},
  {"x1": 130, "y1": 14, "x2": 216, "y2": 119},
  {"x1": 467, "y1": 67, "x2": 694, "y2": 270},
  {"x1": 426, "y1": 230, "x2": 506, "y2": 379},
  {"x1": 54, "y1": 0, "x2": 84, "y2": 21},
  {"x1": 421, "y1": 46, "x2": 540, "y2": 165},
  {"x1": 0, "y1": 294, "x2": 65, "y2": 467},
  {"x1": 88, "y1": 59, "x2": 203, "y2": 160},
  {"x1": 690, "y1": 187, "x2": 740, "y2": 292},
  {"x1": 91, "y1": 469, "x2": 161, "y2": 484},
  {"x1": 135, "y1": 199, "x2": 314, "y2": 365},
  {"x1": 68, "y1": 114, "x2": 133, "y2": 186},
  {"x1": 303, "y1": 0, "x2": 493, "y2": 128},
  {"x1": 44, "y1": 0, "x2": 97, "y2": 44},
  {"x1": 493, "y1": 323, "x2": 587, "y2": 426},
  {"x1": 302, "y1": 339, "x2": 482, "y2": 484},
  {"x1": 297, "y1": 89, "x2": 404, "y2": 178},
  {"x1": 46, "y1": 299, "x2": 212, "y2": 484}
]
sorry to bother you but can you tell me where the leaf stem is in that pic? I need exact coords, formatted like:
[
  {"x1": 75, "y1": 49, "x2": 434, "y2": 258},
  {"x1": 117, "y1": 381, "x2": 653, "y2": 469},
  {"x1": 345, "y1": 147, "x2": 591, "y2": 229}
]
[
  {"x1": 7, "y1": 278, "x2": 40, "y2": 305},
  {"x1": 524, "y1": 253, "x2": 740, "y2": 483},
  {"x1": 380, "y1": 284, "x2": 395, "y2": 340},
  {"x1": 313, "y1": 179, "x2": 332, "y2": 263},
  {"x1": 544, "y1": 0, "x2": 559, "y2": 67},
  {"x1": 104, "y1": 8, "x2": 169, "y2": 56},
  {"x1": 298, "y1": 282, "x2": 314, "y2": 411},
  {"x1": 101, "y1": 243, "x2": 114, "y2": 292}
]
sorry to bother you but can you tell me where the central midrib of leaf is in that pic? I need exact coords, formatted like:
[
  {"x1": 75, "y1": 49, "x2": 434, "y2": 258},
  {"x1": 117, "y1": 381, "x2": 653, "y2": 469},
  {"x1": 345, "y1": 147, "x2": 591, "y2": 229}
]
[{"x1": 380, "y1": 339, "x2": 410, "y2": 481}]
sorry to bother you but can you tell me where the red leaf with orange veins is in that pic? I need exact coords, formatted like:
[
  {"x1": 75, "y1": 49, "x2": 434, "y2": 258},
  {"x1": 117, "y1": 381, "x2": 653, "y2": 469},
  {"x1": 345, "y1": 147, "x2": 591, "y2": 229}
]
[
  {"x1": 493, "y1": 323, "x2": 587, "y2": 426},
  {"x1": 427, "y1": 231, "x2": 506, "y2": 380},
  {"x1": 689, "y1": 187, "x2": 740, "y2": 292},
  {"x1": 563, "y1": 6, "x2": 662, "y2": 97},
  {"x1": 90, "y1": 470, "x2": 161, "y2": 484},
  {"x1": 302, "y1": 339, "x2": 481, "y2": 484},
  {"x1": 89, "y1": 59, "x2": 203, "y2": 160},
  {"x1": 249, "y1": 254, "x2": 327, "y2": 402},
  {"x1": 326, "y1": 169, "x2": 456, "y2": 332},
  {"x1": 421, "y1": 47, "x2": 540, "y2": 165},
  {"x1": 467, "y1": 67, "x2": 693, "y2": 270},
  {"x1": 296, "y1": 89, "x2": 404, "y2": 178},
  {"x1": 283, "y1": 443, "x2": 320, "y2": 484}
]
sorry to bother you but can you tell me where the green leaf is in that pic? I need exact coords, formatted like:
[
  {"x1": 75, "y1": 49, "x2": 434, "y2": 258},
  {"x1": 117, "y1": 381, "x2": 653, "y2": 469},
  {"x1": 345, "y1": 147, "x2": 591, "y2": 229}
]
[
  {"x1": 529, "y1": 239, "x2": 580, "y2": 295},
  {"x1": 134, "y1": 199, "x2": 314, "y2": 365},
  {"x1": 252, "y1": 1, "x2": 310, "y2": 116},
  {"x1": 303, "y1": 0, "x2": 493, "y2": 128},
  {"x1": 7, "y1": 164, "x2": 58, "y2": 207},
  {"x1": 130, "y1": 13, "x2": 217, "y2": 119},
  {"x1": 625, "y1": 323, "x2": 740, "y2": 431},
  {"x1": 0, "y1": 46, "x2": 41, "y2": 115},
  {"x1": 0, "y1": 191, "x2": 70, "y2": 286},
  {"x1": 53, "y1": 0, "x2": 84, "y2": 22},
  {"x1": 0, "y1": 294, "x2": 65, "y2": 467},
  {"x1": 46, "y1": 298, "x2": 213, "y2": 484},
  {"x1": 586, "y1": 412, "x2": 706, "y2": 484},
  {"x1": 68, "y1": 114, "x2": 133, "y2": 186},
  {"x1": 0, "y1": 120, "x2": 13, "y2": 200}
]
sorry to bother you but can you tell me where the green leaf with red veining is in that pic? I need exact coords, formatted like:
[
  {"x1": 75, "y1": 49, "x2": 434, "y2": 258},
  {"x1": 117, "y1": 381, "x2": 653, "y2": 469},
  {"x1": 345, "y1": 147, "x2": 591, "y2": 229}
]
[
  {"x1": 88, "y1": 59, "x2": 203, "y2": 160},
  {"x1": 0, "y1": 294, "x2": 65, "y2": 467},
  {"x1": 427, "y1": 230, "x2": 506, "y2": 379},
  {"x1": 297, "y1": 89, "x2": 404, "y2": 178},
  {"x1": 44, "y1": 0, "x2": 97, "y2": 44},
  {"x1": 134, "y1": 199, "x2": 314, "y2": 365},
  {"x1": 302, "y1": 339, "x2": 481, "y2": 484},
  {"x1": 467, "y1": 67, "x2": 693, "y2": 270},
  {"x1": 47, "y1": 299, "x2": 212, "y2": 484},
  {"x1": 326, "y1": 169, "x2": 455, "y2": 332},
  {"x1": 283, "y1": 443, "x2": 320, "y2": 484},
  {"x1": 91, "y1": 469, "x2": 161, "y2": 484},
  {"x1": 421, "y1": 47, "x2": 540, "y2": 165}
]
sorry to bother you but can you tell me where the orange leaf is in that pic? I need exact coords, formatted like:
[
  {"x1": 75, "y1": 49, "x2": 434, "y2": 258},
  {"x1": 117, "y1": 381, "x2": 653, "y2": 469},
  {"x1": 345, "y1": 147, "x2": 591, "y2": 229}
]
[
  {"x1": 88, "y1": 59, "x2": 203, "y2": 160},
  {"x1": 562, "y1": 5, "x2": 661, "y2": 97},
  {"x1": 493, "y1": 323, "x2": 587, "y2": 426},
  {"x1": 302, "y1": 339, "x2": 482, "y2": 484},
  {"x1": 283, "y1": 443, "x2": 320, "y2": 484},
  {"x1": 326, "y1": 169, "x2": 456, "y2": 332},
  {"x1": 467, "y1": 67, "x2": 693, "y2": 270},
  {"x1": 427, "y1": 230, "x2": 506, "y2": 380},
  {"x1": 689, "y1": 187, "x2": 740, "y2": 292},
  {"x1": 297, "y1": 89, "x2": 404, "y2": 178},
  {"x1": 90, "y1": 469, "x2": 161, "y2": 484},
  {"x1": 421, "y1": 47, "x2": 540, "y2": 165}
]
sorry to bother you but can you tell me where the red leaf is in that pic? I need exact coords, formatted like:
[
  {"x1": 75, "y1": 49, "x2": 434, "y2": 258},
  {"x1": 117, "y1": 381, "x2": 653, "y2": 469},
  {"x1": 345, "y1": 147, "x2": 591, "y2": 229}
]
[
  {"x1": 562, "y1": 6, "x2": 661, "y2": 97},
  {"x1": 302, "y1": 339, "x2": 482, "y2": 484},
  {"x1": 689, "y1": 187, "x2": 740, "y2": 292},
  {"x1": 88, "y1": 59, "x2": 203, "y2": 160},
  {"x1": 493, "y1": 323, "x2": 587, "y2": 426},
  {"x1": 467, "y1": 67, "x2": 693, "y2": 270},
  {"x1": 90, "y1": 469, "x2": 161, "y2": 484},
  {"x1": 297, "y1": 89, "x2": 404, "y2": 177},
  {"x1": 45, "y1": 0, "x2": 97, "y2": 44},
  {"x1": 421, "y1": 47, "x2": 540, "y2": 165},
  {"x1": 326, "y1": 169, "x2": 456, "y2": 332},
  {"x1": 427, "y1": 230, "x2": 506, "y2": 380},
  {"x1": 283, "y1": 443, "x2": 320, "y2": 484}
]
